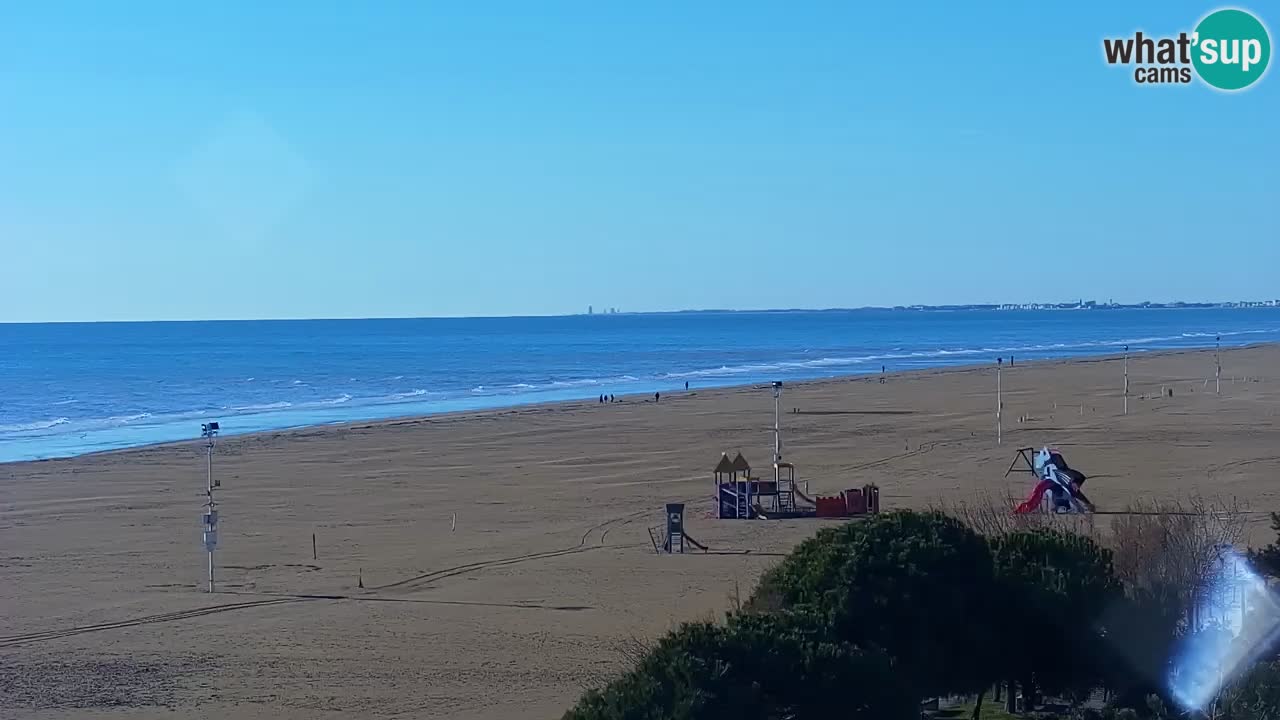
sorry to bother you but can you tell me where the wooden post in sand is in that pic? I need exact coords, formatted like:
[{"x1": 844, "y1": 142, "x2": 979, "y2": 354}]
[
  {"x1": 1123, "y1": 346, "x2": 1129, "y2": 415},
  {"x1": 996, "y1": 358, "x2": 1003, "y2": 445}
]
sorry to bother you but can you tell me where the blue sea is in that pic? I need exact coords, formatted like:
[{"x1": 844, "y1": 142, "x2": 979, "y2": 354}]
[{"x1": 3, "y1": 309, "x2": 1278, "y2": 463}]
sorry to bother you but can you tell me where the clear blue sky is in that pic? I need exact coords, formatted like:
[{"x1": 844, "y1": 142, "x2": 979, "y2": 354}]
[{"x1": 1, "y1": 2, "x2": 1276, "y2": 322}]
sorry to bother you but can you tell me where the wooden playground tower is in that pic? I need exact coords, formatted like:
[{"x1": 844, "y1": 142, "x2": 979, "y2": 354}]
[{"x1": 715, "y1": 381, "x2": 806, "y2": 519}]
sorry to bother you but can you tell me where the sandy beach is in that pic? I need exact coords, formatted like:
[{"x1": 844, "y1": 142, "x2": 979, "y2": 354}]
[{"x1": 3, "y1": 345, "x2": 1279, "y2": 719}]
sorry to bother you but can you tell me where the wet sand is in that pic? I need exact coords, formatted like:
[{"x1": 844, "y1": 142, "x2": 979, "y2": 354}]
[{"x1": 3, "y1": 345, "x2": 1279, "y2": 719}]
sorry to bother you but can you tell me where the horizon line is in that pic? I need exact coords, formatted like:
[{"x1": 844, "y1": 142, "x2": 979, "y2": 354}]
[{"x1": 3, "y1": 299, "x2": 1278, "y2": 326}]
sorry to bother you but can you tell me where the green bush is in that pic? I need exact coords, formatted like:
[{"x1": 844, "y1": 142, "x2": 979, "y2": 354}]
[
  {"x1": 748, "y1": 510, "x2": 999, "y2": 698},
  {"x1": 562, "y1": 612, "x2": 915, "y2": 720},
  {"x1": 990, "y1": 528, "x2": 1123, "y2": 697}
]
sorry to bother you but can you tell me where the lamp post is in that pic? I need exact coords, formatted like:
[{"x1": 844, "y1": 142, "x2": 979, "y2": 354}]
[
  {"x1": 201, "y1": 421, "x2": 220, "y2": 593},
  {"x1": 1216, "y1": 335, "x2": 1221, "y2": 395},
  {"x1": 996, "y1": 358, "x2": 1003, "y2": 445},
  {"x1": 771, "y1": 381, "x2": 782, "y2": 482}
]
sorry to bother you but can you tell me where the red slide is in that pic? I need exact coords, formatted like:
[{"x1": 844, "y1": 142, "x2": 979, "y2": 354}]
[{"x1": 1015, "y1": 480, "x2": 1053, "y2": 514}]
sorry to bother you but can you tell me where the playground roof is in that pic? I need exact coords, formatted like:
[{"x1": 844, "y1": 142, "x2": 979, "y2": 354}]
[
  {"x1": 730, "y1": 452, "x2": 751, "y2": 472},
  {"x1": 714, "y1": 453, "x2": 735, "y2": 473}
]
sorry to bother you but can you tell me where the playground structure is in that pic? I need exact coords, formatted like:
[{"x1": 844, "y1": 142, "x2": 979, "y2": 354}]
[
  {"x1": 714, "y1": 452, "x2": 882, "y2": 519},
  {"x1": 1009, "y1": 446, "x2": 1096, "y2": 514},
  {"x1": 713, "y1": 380, "x2": 883, "y2": 520}
]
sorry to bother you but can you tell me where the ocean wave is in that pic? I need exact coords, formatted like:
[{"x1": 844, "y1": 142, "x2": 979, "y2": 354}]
[
  {"x1": 232, "y1": 401, "x2": 293, "y2": 412},
  {"x1": 0, "y1": 417, "x2": 70, "y2": 434},
  {"x1": 315, "y1": 394, "x2": 352, "y2": 405},
  {"x1": 108, "y1": 412, "x2": 154, "y2": 425},
  {"x1": 6, "y1": 320, "x2": 1275, "y2": 455},
  {"x1": 658, "y1": 328, "x2": 1280, "y2": 381}
]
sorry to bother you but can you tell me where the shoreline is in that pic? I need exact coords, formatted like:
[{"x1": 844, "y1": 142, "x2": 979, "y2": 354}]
[
  {"x1": 5, "y1": 341, "x2": 1278, "y2": 719},
  {"x1": 8, "y1": 341, "x2": 1264, "y2": 469}
]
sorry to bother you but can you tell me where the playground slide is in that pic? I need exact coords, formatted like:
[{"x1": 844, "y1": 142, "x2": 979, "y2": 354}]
[
  {"x1": 684, "y1": 534, "x2": 709, "y2": 552},
  {"x1": 792, "y1": 486, "x2": 817, "y2": 506}
]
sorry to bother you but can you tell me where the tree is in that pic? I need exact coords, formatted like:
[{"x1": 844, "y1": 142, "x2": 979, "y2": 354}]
[
  {"x1": 1099, "y1": 584, "x2": 1186, "y2": 710},
  {"x1": 562, "y1": 613, "x2": 915, "y2": 720},
  {"x1": 989, "y1": 529, "x2": 1124, "y2": 702},
  {"x1": 1215, "y1": 658, "x2": 1280, "y2": 719},
  {"x1": 748, "y1": 510, "x2": 1000, "y2": 700},
  {"x1": 1247, "y1": 512, "x2": 1280, "y2": 578}
]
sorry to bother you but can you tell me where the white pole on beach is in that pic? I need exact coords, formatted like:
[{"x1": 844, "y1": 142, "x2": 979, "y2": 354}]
[
  {"x1": 201, "y1": 422, "x2": 220, "y2": 593},
  {"x1": 772, "y1": 381, "x2": 782, "y2": 479},
  {"x1": 1124, "y1": 345, "x2": 1129, "y2": 416},
  {"x1": 1215, "y1": 335, "x2": 1221, "y2": 395},
  {"x1": 207, "y1": 445, "x2": 213, "y2": 592},
  {"x1": 996, "y1": 358, "x2": 1003, "y2": 445}
]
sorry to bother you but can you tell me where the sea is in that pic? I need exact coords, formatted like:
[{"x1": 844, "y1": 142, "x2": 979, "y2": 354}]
[{"x1": 3, "y1": 309, "x2": 1278, "y2": 463}]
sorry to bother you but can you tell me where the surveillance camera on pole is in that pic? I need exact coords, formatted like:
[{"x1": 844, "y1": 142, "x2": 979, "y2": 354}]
[{"x1": 201, "y1": 421, "x2": 220, "y2": 592}]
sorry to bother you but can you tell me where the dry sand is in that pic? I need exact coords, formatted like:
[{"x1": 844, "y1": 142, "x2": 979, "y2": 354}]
[{"x1": 3, "y1": 345, "x2": 1279, "y2": 719}]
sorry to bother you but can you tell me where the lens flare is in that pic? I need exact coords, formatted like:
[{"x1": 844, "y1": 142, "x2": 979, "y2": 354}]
[{"x1": 1168, "y1": 547, "x2": 1280, "y2": 712}]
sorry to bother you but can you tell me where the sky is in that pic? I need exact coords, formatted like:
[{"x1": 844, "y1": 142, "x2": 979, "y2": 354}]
[{"x1": 1, "y1": 2, "x2": 1277, "y2": 322}]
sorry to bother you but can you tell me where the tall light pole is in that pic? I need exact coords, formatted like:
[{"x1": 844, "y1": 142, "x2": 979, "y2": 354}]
[
  {"x1": 771, "y1": 381, "x2": 782, "y2": 482},
  {"x1": 1124, "y1": 345, "x2": 1129, "y2": 415},
  {"x1": 996, "y1": 358, "x2": 1003, "y2": 445},
  {"x1": 201, "y1": 421, "x2": 220, "y2": 593},
  {"x1": 1216, "y1": 335, "x2": 1221, "y2": 395}
]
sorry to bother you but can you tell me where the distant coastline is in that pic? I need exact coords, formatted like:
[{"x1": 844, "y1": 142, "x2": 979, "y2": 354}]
[{"x1": 586, "y1": 300, "x2": 1280, "y2": 316}]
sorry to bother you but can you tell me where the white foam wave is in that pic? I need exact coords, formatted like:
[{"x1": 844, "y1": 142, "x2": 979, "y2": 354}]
[
  {"x1": 659, "y1": 328, "x2": 1280, "y2": 381},
  {"x1": 232, "y1": 401, "x2": 293, "y2": 412},
  {"x1": 390, "y1": 389, "x2": 427, "y2": 399},
  {"x1": 316, "y1": 394, "x2": 352, "y2": 405},
  {"x1": 108, "y1": 413, "x2": 154, "y2": 425},
  {"x1": 0, "y1": 417, "x2": 70, "y2": 434}
]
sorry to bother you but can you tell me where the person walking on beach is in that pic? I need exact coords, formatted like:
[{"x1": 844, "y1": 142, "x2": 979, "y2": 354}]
[
  {"x1": 609, "y1": 394, "x2": 615, "y2": 402},
  {"x1": 685, "y1": 381, "x2": 689, "y2": 390},
  {"x1": 880, "y1": 365, "x2": 886, "y2": 384},
  {"x1": 654, "y1": 391, "x2": 660, "y2": 402}
]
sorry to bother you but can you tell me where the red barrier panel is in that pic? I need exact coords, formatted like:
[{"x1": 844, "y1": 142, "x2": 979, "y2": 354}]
[{"x1": 816, "y1": 496, "x2": 847, "y2": 518}]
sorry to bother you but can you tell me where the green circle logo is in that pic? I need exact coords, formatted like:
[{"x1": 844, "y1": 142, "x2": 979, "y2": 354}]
[{"x1": 1192, "y1": 8, "x2": 1271, "y2": 90}]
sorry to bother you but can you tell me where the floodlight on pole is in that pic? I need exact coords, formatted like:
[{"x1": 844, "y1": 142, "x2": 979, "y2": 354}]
[
  {"x1": 996, "y1": 358, "x2": 1003, "y2": 445},
  {"x1": 201, "y1": 421, "x2": 220, "y2": 593},
  {"x1": 1216, "y1": 335, "x2": 1221, "y2": 395},
  {"x1": 1124, "y1": 345, "x2": 1129, "y2": 416},
  {"x1": 771, "y1": 381, "x2": 783, "y2": 482}
]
